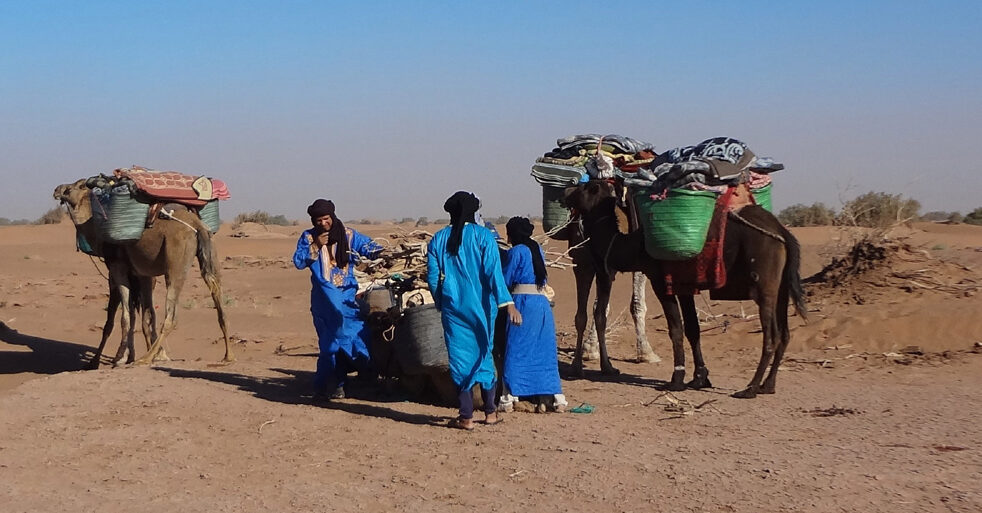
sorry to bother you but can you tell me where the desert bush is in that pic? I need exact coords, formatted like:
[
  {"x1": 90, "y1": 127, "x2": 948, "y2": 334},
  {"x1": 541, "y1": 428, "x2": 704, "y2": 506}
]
[
  {"x1": 836, "y1": 192, "x2": 920, "y2": 228},
  {"x1": 415, "y1": 217, "x2": 429, "y2": 227},
  {"x1": 0, "y1": 217, "x2": 31, "y2": 225},
  {"x1": 232, "y1": 210, "x2": 292, "y2": 228},
  {"x1": 488, "y1": 215, "x2": 510, "y2": 225},
  {"x1": 35, "y1": 207, "x2": 65, "y2": 225},
  {"x1": 921, "y1": 211, "x2": 954, "y2": 222},
  {"x1": 434, "y1": 218, "x2": 449, "y2": 225},
  {"x1": 964, "y1": 207, "x2": 982, "y2": 226},
  {"x1": 778, "y1": 203, "x2": 836, "y2": 227},
  {"x1": 947, "y1": 212, "x2": 964, "y2": 224}
]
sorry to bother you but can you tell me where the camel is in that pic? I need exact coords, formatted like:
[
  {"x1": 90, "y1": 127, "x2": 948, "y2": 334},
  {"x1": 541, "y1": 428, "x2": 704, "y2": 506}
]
[
  {"x1": 553, "y1": 220, "x2": 659, "y2": 375},
  {"x1": 53, "y1": 179, "x2": 233, "y2": 367},
  {"x1": 563, "y1": 180, "x2": 807, "y2": 398}
]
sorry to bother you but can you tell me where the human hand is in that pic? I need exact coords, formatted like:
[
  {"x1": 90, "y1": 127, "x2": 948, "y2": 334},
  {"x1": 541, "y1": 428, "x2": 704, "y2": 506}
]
[
  {"x1": 507, "y1": 304, "x2": 522, "y2": 326},
  {"x1": 316, "y1": 231, "x2": 330, "y2": 247}
]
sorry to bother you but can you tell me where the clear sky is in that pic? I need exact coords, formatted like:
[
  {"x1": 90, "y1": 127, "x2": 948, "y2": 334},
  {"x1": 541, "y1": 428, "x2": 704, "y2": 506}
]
[{"x1": 2, "y1": 1, "x2": 980, "y2": 221}]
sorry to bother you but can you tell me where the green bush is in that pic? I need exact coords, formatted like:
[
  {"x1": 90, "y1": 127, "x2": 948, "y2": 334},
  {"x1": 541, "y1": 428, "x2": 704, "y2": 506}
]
[
  {"x1": 964, "y1": 207, "x2": 982, "y2": 226},
  {"x1": 836, "y1": 192, "x2": 920, "y2": 228},
  {"x1": 232, "y1": 210, "x2": 293, "y2": 227},
  {"x1": 778, "y1": 203, "x2": 836, "y2": 227},
  {"x1": 35, "y1": 207, "x2": 65, "y2": 225}
]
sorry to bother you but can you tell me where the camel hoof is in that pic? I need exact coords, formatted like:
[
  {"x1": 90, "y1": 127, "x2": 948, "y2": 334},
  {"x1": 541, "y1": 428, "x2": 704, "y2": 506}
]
[
  {"x1": 760, "y1": 385, "x2": 776, "y2": 394},
  {"x1": 687, "y1": 377, "x2": 712, "y2": 389},
  {"x1": 601, "y1": 366, "x2": 620, "y2": 376},
  {"x1": 638, "y1": 352, "x2": 662, "y2": 364},
  {"x1": 732, "y1": 388, "x2": 758, "y2": 399},
  {"x1": 667, "y1": 370, "x2": 686, "y2": 391},
  {"x1": 569, "y1": 361, "x2": 585, "y2": 379},
  {"x1": 84, "y1": 360, "x2": 101, "y2": 371}
]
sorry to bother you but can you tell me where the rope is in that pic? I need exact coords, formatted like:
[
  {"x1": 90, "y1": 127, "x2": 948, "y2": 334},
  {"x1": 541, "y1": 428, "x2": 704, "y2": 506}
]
[
  {"x1": 729, "y1": 210, "x2": 785, "y2": 243},
  {"x1": 159, "y1": 208, "x2": 198, "y2": 234}
]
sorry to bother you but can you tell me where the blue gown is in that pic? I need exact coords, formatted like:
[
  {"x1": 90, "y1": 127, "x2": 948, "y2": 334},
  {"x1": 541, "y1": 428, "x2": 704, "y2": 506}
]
[
  {"x1": 501, "y1": 245, "x2": 562, "y2": 396},
  {"x1": 294, "y1": 227, "x2": 382, "y2": 391},
  {"x1": 427, "y1": 223, "x2": 512, "y2": 392}
]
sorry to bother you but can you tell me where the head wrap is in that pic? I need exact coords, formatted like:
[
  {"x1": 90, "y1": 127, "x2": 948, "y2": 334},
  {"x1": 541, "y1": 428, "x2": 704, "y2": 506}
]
[
  {"x1": 506, "y1": 216, "x2": 547, "y2": 287},
  {"x1": 443, "y1": 191, "x2": 480, "y2": 256},
  {"x1": 307, "y1": 198, "x2": 349, "y2": 268}
]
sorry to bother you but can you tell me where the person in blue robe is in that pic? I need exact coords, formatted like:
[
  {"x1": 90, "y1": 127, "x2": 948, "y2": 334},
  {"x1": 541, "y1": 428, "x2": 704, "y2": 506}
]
[
  {"x1": 427, "y1": 191, "x2": 519, "y2": 430},
  {"x1": 294, "y1": 199, "x2": 383, "y2": 401},
  {"x1": 498, "y1": 217, "x2": 566, "y2": 413}
]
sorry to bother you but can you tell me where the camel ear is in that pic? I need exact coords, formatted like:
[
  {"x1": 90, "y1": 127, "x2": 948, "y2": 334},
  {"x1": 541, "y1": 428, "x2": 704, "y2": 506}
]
[{"x1": 562, "y1": 185, "x2": 581, "y2": 209}]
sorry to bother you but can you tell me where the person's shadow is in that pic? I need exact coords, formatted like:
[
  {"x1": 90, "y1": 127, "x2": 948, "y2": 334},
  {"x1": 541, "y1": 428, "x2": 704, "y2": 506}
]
[
  {"x1": 0, "y1": 322, "x2": 95, "y2": 374},
  {"x1": 155, "y1": 365, "x2": 449, "y2": 427}
]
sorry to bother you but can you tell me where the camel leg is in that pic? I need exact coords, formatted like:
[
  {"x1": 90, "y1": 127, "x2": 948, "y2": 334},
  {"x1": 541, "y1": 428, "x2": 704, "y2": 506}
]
[
  {"x1": 733, "y1": 300, "x2": 777, "y2": 399},
  {"x1": 107, "y1": 266, "x2": 137, "y2": 366},
  {"x1": 631, "y1": 272, "x2": 659, "y2": 363},
  {"x1": 135, "y1": 273, "x2": 186, "y2": 365},
  {"x1": 593, "y1": 275, "x2": 619, "y2": 376},
  {"x1": 654, "y1": 290, "x2": 686, "y2": 391},
  {"x1": 203, "y1": 270, "x2": 234, "y2": 363},
  {"x1": 582, "y1": 308, "x2": 601, "y2": 361},
  {"x1": 87, "y1": 285, "x2": 121, "y2": 370},
  {"x1": 679, "y1": 295, "x2": 711, "y2": 389},
  {"x1": 139, "y1": 276, "x2": 158, "y2": 350},
  {"x1": 570, "y1": 263, "x2": 594, "y2": 377},
  {"x1": 762, "y1": 287, "x2": 792, "y2": 394}
]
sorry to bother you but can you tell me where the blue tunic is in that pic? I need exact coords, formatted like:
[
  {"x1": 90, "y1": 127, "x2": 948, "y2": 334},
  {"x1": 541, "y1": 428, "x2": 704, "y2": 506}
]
[
  {"x1": 427, "y1": 223, "x2": 512, "y2": 391},
  {"x1": 294, "y1": 227, "x2": 382, "y2": 391},
  {"x1": 501, "y1": 245, "x2": 562, "y2": 396}
]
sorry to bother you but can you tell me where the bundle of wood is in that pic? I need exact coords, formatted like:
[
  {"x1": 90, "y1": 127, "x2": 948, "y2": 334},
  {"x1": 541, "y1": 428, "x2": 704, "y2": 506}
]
[{"x1": 355, "y1": 229, "x2": 434, "y2": 312}]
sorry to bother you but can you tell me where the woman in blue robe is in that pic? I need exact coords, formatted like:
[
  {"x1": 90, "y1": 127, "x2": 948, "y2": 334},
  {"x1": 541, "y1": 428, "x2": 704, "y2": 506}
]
[
  {"x1": 294, "y1": 199, "x2": 383, "y2": 400},
  {"x1": 499, "y1": 217, "x2": 565, "y2": 412},
  {"x1": 427, "y1": 191, "x2": 519, "y2": 430}
]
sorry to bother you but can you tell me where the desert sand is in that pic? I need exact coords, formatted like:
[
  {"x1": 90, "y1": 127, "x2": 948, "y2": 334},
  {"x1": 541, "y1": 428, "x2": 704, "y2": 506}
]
[{"x1": 1, "y1": 219, "x2": 981, "y2": 512}]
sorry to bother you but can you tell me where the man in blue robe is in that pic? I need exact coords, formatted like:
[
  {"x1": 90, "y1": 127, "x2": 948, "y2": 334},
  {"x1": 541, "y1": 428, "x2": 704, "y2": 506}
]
[
  {"x1": 427, "y1": 191, "x2": 519, "y2": 430},
  {"x1": 294, "y1": 199, "x2": 383, "y2": 401}
]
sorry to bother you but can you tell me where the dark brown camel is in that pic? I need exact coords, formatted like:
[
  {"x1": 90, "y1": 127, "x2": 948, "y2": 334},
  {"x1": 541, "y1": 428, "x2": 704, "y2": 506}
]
[
  {"x1": 553, "y1": 221, "x2": 659, "y2": 376},
  {"x1": 563, "y1": 180, "x2": 807, "y2": 398},
  {"x1": 53, "y1": 179, "x2": 233, "y2": 367}
]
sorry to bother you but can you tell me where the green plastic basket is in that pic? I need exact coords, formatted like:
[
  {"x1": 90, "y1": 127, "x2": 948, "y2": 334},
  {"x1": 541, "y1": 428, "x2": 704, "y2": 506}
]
[
  {"x1": 199, "y1": 200, "x2": 221, "y2": 233},
  {"x1": 635, "y1": 188, "x2": 717, "y2": 260},
  {"x1": 752, "y1": 183, "x2": 772, "y2": 212},
  {"x1": 541, "y1": 185, "x2": 571, "y2": 233},
  {"x1": 91, "y1": 187, "x2": 149, "y2": 244}
]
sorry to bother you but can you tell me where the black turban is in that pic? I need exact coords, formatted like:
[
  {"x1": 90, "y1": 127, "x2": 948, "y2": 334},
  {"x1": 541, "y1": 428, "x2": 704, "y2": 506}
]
[
  {"x1": 307, "y1": 198, "x2": 335, "y2": 219},
  {"x1": 307, "y1": 198, "x2": 349, "y2": 268},
  {"x1": 506, "y1": 216, "x2": 547, "y2": 287},
  {"x1": 443, "y1": 191, "x2": 480, "y2": 256}
]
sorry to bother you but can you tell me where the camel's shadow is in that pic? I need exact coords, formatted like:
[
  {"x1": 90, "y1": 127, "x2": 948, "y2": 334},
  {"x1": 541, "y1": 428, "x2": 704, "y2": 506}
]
[
  {"x1": 156, "y1": 366, "x2": 448, "y2": 427},
  {"x1": 0, "y1": 322, "x2": 94, "y2": 375}
]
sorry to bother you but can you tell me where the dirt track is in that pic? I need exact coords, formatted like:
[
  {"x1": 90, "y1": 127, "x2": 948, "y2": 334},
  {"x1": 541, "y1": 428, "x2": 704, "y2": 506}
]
[{"x1": 1, "y1": 221, "x2": 981, "y2": 512}]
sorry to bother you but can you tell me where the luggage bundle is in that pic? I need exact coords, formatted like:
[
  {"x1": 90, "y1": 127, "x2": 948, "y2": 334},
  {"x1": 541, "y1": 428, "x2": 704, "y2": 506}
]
[
  {"x1": 82, "y1": 166, "x2": 231, "y2": 247},
  {"x1": 530, "y1": 135, "x2": 785, "y2": 260}
]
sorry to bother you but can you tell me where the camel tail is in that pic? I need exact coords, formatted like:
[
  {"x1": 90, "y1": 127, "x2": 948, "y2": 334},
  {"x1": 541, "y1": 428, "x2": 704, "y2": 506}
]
[
  {"x1": 780, "y1": 224, "x2": 808, "y2": 323},
  {"x1": 194, "y1": 221, "x2": 223, "y2": 298}
]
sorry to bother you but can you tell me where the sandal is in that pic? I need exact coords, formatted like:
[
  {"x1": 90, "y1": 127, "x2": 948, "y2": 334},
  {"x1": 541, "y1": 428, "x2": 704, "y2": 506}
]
[
  {"x1": 483, "y1": 413, "x2": 504, "y2": 425},
  {"x1": 447, "y1": 417, "x2": 475, "y2": 431}
]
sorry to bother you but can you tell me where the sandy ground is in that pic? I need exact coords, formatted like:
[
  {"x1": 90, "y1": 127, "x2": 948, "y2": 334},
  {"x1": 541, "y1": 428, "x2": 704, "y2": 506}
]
[{"x1": 1, "y1": 220, "x2": 981, "y2": 512}]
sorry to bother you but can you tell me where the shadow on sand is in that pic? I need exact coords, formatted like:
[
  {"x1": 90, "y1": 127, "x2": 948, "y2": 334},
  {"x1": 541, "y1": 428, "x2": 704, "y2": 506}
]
[
  {"x1": 0, "y1": 321, "x2": 95, "y2": 375},
  {"x1": 156, "y1": 365, "x2": 449, "y2": 427}
]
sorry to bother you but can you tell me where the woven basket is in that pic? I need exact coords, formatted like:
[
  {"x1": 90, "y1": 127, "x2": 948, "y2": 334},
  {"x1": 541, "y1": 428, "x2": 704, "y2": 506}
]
[
  {"x1": 541, "y1": 185, "x2": 571, "y2": 233},
  {"x1": 91, "y1": 187, "x2": 149, "y2": 244},
  {"x1": 393, "y1": 304, "x2": 449, "y2": 375},
  {"x1": 635, "y1": 188, "x2": 717, "y2": 260},
  {"x1": 752, "y1": 183, "x2": 772, "y2": 212},
  {"x1": 199, "y1": 200, "x2": 221, "y2": 233}
]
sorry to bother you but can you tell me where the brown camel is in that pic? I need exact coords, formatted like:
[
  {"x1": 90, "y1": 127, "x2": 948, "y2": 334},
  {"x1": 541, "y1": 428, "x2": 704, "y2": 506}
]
[
  {"x1": 53, "y1": 179, "x2": 233, "y2": 366},
  {"x1": 553, "y1": 220, "x2": 659, "y2": 375},
  {"x1": 563, "y1": 180, "x2": 807, "y2": 398}
]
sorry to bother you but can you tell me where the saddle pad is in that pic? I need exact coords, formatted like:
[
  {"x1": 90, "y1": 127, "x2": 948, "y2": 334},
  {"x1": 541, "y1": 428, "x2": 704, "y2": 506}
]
[{"x1": 117, "y1": 167, "x2": 209, "y2": 206}]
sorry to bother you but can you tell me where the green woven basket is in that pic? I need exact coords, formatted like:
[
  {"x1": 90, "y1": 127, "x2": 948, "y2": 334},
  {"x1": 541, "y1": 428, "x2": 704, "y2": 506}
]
[
  {"x1": 541, "y1": 185, "x2": 571, "y2": 233},
  {"x1": 752, "y1": 183, "x2": 772, "y2": 212},
  {"x1": 635, "y1": 188, "x2": 717, "y2": 260},
  {"x1": 91, "y1": 187, "x2": 149, "y2": 244},
  {"x1": 199, "y1": 200, "x2": 221, "y2": 233}
]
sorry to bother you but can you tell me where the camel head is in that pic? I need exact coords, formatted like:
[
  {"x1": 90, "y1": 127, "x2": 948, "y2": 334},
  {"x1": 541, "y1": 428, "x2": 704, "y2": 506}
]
[
  {"x1": 53, "y1": 179, "x2": 93, "y2": 224},
  {"x1": 562, "y1": 180, "x2": 617, "y2": 217}
]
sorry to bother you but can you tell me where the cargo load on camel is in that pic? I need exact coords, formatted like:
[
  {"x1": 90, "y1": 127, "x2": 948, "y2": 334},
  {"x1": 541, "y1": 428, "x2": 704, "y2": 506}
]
[{"x1": 75, "y1": 166, "x2": 231, "y2": 254}]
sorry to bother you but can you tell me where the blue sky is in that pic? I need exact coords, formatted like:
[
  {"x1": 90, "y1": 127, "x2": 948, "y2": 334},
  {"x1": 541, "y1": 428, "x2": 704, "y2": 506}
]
[{"x1": 2, "y1": 1, "x2": 980, "y2": 220}]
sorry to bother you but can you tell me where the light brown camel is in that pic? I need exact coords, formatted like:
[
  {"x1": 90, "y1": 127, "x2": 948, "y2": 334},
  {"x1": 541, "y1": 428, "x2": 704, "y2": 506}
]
[
  {"x1": 54, "y1": 179, "x2": 233, "y2": 366},
  {"x1": 553, "y1": 221, "x2": 659, "y2": 375}
]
